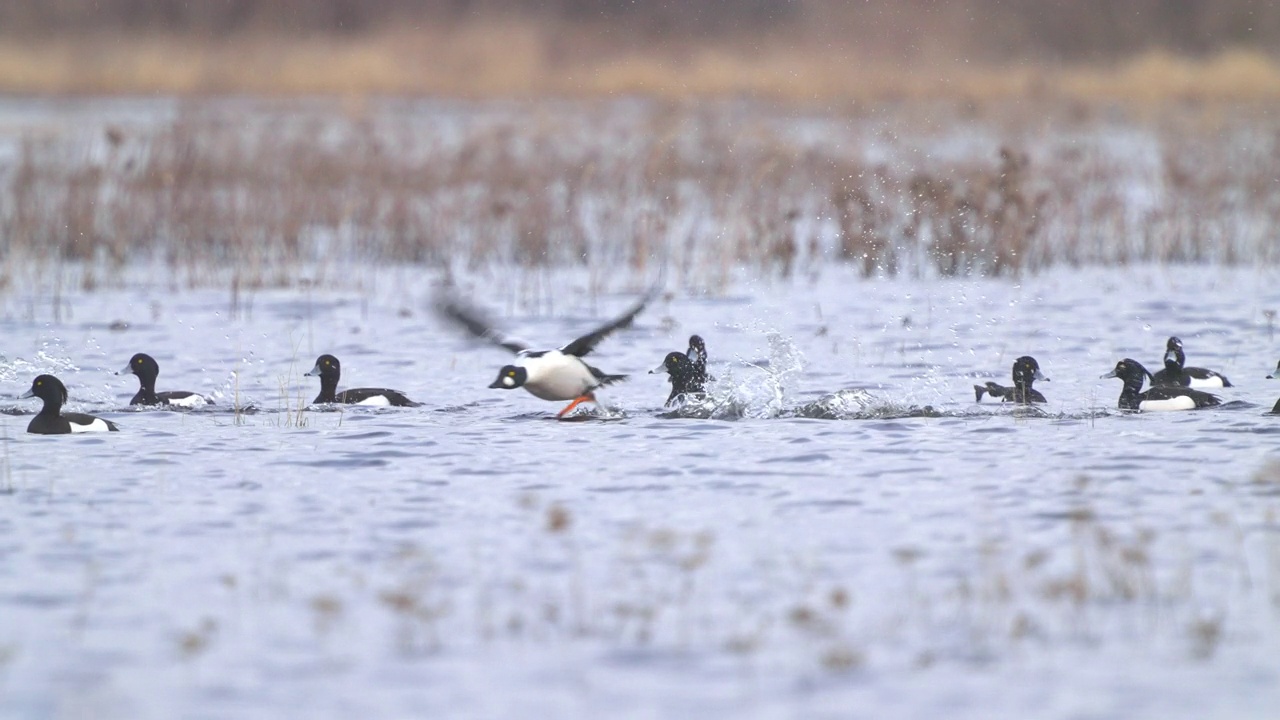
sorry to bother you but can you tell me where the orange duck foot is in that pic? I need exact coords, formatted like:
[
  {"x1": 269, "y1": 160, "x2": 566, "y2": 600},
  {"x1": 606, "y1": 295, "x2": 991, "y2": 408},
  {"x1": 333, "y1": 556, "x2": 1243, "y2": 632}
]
[{"x1": 556, "y1": 393, "x2": 596, "y2": 419}]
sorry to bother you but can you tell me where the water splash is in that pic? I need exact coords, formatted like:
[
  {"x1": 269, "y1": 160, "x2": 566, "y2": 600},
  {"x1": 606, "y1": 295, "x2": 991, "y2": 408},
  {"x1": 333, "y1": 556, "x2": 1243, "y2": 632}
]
[
  {"x1": 663, "y1": 333, "x2": 805, "y2": 420},
  {"x1": 0, "y1": 350, "x2": 80, "y2": 385},
  {"x1": 787, "y1": 389, "x2": 941, "y2": 420}
]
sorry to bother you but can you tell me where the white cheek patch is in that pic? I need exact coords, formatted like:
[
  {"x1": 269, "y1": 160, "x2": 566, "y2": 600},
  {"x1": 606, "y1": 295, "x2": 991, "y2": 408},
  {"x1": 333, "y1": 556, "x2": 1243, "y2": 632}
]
[
  {"x1": 503, "y1": 376, "x2": 515, "y2": 387},
  {"x1": 1140, "y1": 396, "x2": 1197, "y2": 412},
  {"x1": 70, "y1": 418, "x2": 112, "y2": 433},
  {"x1": 356, "y1": 395, "x2": 392, "y2": 407}
]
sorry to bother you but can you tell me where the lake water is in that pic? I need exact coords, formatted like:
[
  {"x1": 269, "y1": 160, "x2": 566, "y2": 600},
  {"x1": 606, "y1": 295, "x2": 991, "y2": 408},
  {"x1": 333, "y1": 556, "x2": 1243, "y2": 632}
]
[{"x1": 3, "y1": 264, "x2": 1280, "y2": 719}]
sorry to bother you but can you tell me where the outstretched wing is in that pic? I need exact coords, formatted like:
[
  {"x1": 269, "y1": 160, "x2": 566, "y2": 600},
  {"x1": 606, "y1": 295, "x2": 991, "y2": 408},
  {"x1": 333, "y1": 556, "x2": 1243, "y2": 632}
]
[
  {"x1": 434, "y1": 292, "x2": 530, "y2": 355},
  {"x1": 559, "y1": 286, "x2": 660, "y2": 358}
]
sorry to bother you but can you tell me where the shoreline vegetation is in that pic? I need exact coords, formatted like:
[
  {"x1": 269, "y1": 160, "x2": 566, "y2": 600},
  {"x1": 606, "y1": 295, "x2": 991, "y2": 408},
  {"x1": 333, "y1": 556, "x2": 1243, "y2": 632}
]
[
  {"x1": 3, "y1": 0, "x2": 1280, "y2": 102},
  {"x1": 2, "y1": 2, "x2": 1280, "y2": 291},
  {"x1": 2, "y1": 96, "x2": 1278, "y2": 294},
  {"x1": 1, "y1": 31, "x2": 1280, "y2": 103}
]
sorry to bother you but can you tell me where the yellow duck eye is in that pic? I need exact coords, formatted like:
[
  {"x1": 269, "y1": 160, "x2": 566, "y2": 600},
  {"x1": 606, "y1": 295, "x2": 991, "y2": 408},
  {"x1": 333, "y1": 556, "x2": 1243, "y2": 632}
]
[
  {"x1": 136, "y1": 358, "x2": 142, "y2": 364},
  {"x1": 36, "y1": 380, "x2": 42, "y2": 386},
  {"x1": 508, "y1": 370, "x2": 516, "y2": 376}
]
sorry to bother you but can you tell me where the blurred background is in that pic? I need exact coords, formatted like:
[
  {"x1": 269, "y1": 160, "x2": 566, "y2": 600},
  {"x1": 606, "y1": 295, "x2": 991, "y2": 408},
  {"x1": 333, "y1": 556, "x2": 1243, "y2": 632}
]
[
  {"x1": 2, "y1": 0, "x2": 1279, "y2": 99},
  {"x1": 2, "y1": 0, "x2": 1278, "y2": 291}
]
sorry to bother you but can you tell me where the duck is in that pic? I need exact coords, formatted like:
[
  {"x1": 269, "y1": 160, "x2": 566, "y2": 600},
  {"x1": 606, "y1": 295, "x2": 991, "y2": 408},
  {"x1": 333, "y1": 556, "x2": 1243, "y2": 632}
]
[
  {"x1": 1102, "y1": 358, "x2": 1221, "y2": 411},
  {"x1": 973, "y1": 356, "x2": 1048, "y2": 404},
  {"x1": 1151, "y1": 336, "x2": 1231, "y2": 388},
  {"x1": 305, "y1": 354, "x2": 421, "y2": 407},
  {"x1": 118, "y1": 352, "x2": 213, "y2": 407},
  {"x1": 20, "y1": 375, "x2": 120, "y2": 434},
  {"x1": 1150, "y1": 347, "x2": 1191, "y2": 387},
  {"x1": 650, "y1": 335, "x2": 709, "y2": 407},
  {"x1": 436, "y1": 288, "x2": 655, "y2": 418}
]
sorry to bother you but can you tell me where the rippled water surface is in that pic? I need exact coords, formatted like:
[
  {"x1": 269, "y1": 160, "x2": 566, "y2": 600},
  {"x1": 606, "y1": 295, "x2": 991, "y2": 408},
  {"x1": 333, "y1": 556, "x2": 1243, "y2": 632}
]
[{"x1": 4, "y1": 265, "x2": 1280, "y2": 719}]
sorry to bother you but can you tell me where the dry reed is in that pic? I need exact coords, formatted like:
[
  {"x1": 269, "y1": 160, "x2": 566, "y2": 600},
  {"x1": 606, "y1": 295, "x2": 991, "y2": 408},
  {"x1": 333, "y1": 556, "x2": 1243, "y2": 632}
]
[
  {"x1": 3, "y1": 21, "x2": 1280, "y2": 104},
  {"x1": 1, "y1": 98, "x2": 1278, "y2": 292}
]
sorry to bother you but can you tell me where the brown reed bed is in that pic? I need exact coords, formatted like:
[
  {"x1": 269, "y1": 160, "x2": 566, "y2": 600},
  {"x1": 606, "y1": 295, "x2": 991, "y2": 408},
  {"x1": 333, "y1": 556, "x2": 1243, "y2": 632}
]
[
  {"x1": 1, "y1": 97, "x2": 1278, "y2": 293},
  {"x1": 5, "y1": 30, "x2": 1280, "y2": 105}
]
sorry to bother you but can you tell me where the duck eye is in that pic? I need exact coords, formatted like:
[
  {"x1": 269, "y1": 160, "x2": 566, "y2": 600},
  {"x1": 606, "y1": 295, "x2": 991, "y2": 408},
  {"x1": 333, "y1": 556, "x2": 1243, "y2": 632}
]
[
  {"x1": 508, "y1": 370, "x2": 515, "y2": 377},
  {"x1": 136, "y1": 358, "x2": 142, "y2": 364}
]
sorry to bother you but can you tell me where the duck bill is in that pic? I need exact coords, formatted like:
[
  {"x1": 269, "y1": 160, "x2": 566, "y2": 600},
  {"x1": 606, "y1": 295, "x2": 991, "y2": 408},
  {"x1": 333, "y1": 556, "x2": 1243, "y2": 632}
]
[
  {"x1": 1100, "y1": 370, "x2": 1119, "y2": 379},
  {"x1": 1034, "y1": 369, "x2": 1049, "y2": 382},
  {"x1": 18, "y1": 389, "x2": 34, "y2": 399},
  {"x1": 487, "y1": 377, "x2": 505, "y2": 389},
  {"x1": 117, "y1": 364, "x2": 134, "y2": 376},
  {"x1": 649, "y1": 363, "x2": 670, "y2": 375},
  {"x1": 304, "y1": 362, "x2": 321, "y2": 377}
]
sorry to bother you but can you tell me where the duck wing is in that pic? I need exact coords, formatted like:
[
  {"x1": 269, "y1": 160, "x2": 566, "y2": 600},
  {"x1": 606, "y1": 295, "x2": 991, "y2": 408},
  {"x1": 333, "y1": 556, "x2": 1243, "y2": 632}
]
[
  {"x1": 434, "y1": 293, "x2": 530, "y2": 354},
  {"x1": 558, "y1": 287, "x2": 658, "y2": 358}
]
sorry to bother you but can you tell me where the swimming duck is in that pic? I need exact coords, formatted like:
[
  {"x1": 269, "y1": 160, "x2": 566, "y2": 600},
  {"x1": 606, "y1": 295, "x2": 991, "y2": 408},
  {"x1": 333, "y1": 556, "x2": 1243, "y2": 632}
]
[
  {"x1": 1150, "y1": 347, "x2": 1191, "y2": 388},
  {"x1": 1102, "y1": 358, "x2": 1221, "y2": 411},
  {"x1": 436, "y1": 289, "x2": 655, "y2": 418},
  {"x1": 973, "y1": 356, "x2": 1048, "y2": 404},
  {"x1": 650, "y1": 335, "x2": 709, "y2": 407},
  {"x1": 1151, "y1": 337, "x2": 1231, "y2": 388},
  {"x1": 20, "y1": 375, "x2": 119, "y2": 434},
  {"x1": 305, "y1": 354, "x2": 421, "y2": 407},
  {"x1": 118, "y1": 353, "x2": 213, "y2": 407}
]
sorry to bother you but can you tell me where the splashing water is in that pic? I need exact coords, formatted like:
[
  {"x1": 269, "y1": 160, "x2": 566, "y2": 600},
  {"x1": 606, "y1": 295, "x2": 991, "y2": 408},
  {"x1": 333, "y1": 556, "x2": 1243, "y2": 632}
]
[
  {"x1": 787, "y1": 388, "x2": 942, "y2": 420},
  {"x1": 663, "y1": 333, "x2": 805, "y2": 420},
  {"x1": 0, "y1": 351, "x2": 79, "y2": 385}
]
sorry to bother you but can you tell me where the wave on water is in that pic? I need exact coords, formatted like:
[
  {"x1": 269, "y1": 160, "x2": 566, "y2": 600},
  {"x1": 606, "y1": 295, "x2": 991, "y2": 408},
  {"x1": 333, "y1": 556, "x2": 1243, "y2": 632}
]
[{"x1": 788, "y1": 389, "x2": 941, "y2": 420}]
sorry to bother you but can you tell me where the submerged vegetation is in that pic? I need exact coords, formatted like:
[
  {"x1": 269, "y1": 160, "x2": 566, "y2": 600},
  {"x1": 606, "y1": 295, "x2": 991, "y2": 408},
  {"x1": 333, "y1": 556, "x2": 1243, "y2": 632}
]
[{"x1": 1, "y1": 98, "x2": 1277, "y2": 293}]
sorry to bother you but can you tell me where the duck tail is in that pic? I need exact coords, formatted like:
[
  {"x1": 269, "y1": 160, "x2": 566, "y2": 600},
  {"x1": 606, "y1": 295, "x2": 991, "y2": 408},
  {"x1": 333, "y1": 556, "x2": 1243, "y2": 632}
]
[{"x1": 974, "y1": 384, "x2": 987, "y2": 403}]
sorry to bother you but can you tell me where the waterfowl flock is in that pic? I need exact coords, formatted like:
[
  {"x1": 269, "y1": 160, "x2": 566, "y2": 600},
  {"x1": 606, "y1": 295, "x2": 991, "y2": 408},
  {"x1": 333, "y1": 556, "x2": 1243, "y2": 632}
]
[{"x1": 10, "y1": 287, "x2": 1277, "y2": 434}]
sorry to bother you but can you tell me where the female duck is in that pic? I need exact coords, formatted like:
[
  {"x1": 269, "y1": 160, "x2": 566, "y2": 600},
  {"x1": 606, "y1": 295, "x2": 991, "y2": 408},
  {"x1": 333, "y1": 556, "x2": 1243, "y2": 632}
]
[
  {"x1": 305, "y1": 354, "x2": 421, "y2": 407},
  {"x1": 1102, "y1": 358, "x2": 1220, "y2": 411},
  {"x1": 974, "y1": 356, "x2": 1048, "y2": 404},
  {"x1": 1151, "y1": 337, "x2": 1231, "y2": 388},
  {"x1": 650, "y1": 335, "x2": 710, "y2": 407},
  {"x1": 21, "y1": 375, "x2": 120, "y2": 434},
  {"x1": 118, "y1": 353, "x2": 213, "y2": 407}
]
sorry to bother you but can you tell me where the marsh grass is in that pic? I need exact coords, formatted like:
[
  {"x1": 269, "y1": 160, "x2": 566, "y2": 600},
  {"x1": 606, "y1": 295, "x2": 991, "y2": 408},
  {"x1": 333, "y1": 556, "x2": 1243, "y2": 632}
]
[
  {"x1": 4, "y1": 14, "x2": 1280, "y2": 105},
  {"x1": 2, "y1": 99, "x2": 1279, "y2": 294},
  {"x1": 273, "y1": 343, "x2": 313, "y2": 429}
]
